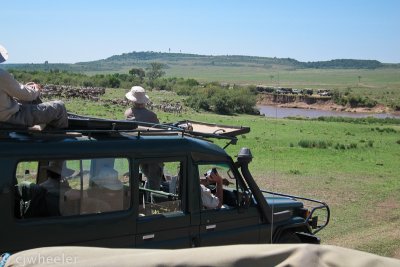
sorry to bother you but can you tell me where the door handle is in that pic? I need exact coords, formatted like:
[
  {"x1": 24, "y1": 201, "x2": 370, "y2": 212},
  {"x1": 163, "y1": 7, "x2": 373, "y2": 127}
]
[
  {"x1": 206, "y1": 224, "x2": 216, "y2": 230},
  {"x1": 142, "y1": 234, "x2": 155, "y2": 240}
]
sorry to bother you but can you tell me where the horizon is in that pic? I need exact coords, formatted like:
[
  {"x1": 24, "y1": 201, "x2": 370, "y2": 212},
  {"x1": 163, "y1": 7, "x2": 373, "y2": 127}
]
[
  {"x1": 2, "y1": 50, "x2": 396, "y2": 66},
  {"x1": 2, "y1": 0, "x2": 400, "y2": 64}
]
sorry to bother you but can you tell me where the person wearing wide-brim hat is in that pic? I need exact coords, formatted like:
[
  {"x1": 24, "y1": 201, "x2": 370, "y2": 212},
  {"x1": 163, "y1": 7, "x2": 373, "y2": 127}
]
[
  {"x1": 40, "y1": 160, "x2": 75, "y2": 194},
  {"x1": 39, "y1": 160, "x2": 79, "y2": 216},
  {"x1": 90, "y1": 167, "x2": 123, "y2": 191},
  {"x1": 88, "y1": 167, "x2": 124, "y2": 211},
  {"x1": 0, "y1": 44, "x2": 68, "y2": 129},
  {"x1": 124, "y1": 86, "x2": 159, "y2": 124},
  {"x1": 124, "y1": 86, "x2": 162, "y2": 191}
]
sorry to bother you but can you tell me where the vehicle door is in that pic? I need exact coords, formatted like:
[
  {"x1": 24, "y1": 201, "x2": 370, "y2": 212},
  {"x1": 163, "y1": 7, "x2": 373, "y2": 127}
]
[
  {"x1": 196, "y1": 162, "x2": 266, "y2": 246},
  {"x1": 135, "y1": 158, "x2": 192, "y2": 248}
]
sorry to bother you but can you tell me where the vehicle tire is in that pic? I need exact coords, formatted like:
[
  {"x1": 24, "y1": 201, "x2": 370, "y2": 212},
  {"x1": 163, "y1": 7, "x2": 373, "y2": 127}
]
[{"x1": 276, "y1": 231, "x2": 302, "y2": 244}]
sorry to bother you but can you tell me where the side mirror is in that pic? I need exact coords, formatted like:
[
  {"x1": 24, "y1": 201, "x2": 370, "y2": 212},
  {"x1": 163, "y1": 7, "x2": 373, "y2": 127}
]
[{"x1": 239, "y1": 190, "x2": 252, "y2": 209}]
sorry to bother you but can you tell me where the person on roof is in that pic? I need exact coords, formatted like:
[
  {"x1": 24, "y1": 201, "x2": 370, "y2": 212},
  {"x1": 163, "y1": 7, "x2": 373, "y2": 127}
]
[
  {"x1": 0, "y1": 44, "x2": 68, "y2": 129},
  {"x1": 124, "y1": 86, "x2": 159, "y2": 124},
  {"x1": 125, "y1": 86, "x2": 162, "y2": 191}
]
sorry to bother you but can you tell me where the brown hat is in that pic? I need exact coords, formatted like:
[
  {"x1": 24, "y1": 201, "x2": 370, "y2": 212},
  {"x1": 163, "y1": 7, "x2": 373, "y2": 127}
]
[{"x1": 47, "y1": 161, "x2": 75, "y2": 177}]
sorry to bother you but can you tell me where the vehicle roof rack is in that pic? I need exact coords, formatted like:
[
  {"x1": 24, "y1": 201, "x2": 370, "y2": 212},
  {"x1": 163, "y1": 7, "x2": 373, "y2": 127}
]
[{"x1": 1, "y1": 114, "x2": 250, "y2": 148}]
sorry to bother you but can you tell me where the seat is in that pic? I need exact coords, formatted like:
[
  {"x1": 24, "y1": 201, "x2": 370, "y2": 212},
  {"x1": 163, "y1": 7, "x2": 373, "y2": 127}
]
[{"x1": 15, "y1": 182, "x2": 47, "y2": 218}]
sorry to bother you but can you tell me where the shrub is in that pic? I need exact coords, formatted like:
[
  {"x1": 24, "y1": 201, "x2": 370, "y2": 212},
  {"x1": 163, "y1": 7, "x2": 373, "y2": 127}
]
[
  {"x1": 348, "y1": 143, "x2": 357, "y2": 149},
  {"x1": 290, "y1": 169, "x2": 301, "y2": 175},
  {"x1": 298, "y1": 139, "x2": 331, "y2": 149},
  {"x1": 348, "y1": 95, "x2": 377, "y2": 108},
  {"x1": 186, "y1": 84, "x2": 256, "y2": 115}
]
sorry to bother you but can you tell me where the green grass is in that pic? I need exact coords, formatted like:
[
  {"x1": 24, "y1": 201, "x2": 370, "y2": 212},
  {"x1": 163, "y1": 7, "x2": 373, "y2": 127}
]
[
  {"x1": 166, "y1": 66, "x2": 399, "y2": 87},
  {"x1": 60, "y1": 89, "x2": 400, "y2": 258},
  {"x1": 167, "y1": 67, "x2": 400, "y2": 107},
  {"x1": 81, "y1": 62, "x2": 400, "y2": 107}
]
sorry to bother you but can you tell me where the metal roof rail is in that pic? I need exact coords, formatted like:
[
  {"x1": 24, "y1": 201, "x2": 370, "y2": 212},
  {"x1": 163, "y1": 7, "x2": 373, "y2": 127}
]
[{"x1": 0, "y1": 114, "x2": 250, "y2": 147}]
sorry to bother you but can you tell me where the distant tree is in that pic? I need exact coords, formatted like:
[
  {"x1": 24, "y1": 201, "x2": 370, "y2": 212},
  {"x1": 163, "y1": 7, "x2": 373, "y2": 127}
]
[
  {"x1": 146, "y1": 62, "x2": 166, "y2": 87},
  {"x1": 108, "y1": 76, "x2": 121, "y2": 88},
  {"x1": 129, "y1": 68, "x2": 145, "y2": 82}
]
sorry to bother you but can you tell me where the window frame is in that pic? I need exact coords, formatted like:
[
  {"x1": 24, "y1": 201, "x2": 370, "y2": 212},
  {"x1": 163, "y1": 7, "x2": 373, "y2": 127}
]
[{"x1": 14, "y1": 156, "x2": 133, "y2": 220}]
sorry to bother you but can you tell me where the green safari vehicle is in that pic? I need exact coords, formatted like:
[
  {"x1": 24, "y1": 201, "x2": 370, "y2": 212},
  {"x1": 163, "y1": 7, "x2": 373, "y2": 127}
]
[{"x1": 0, "y1": 115, "x2": 329, "y2": 253}]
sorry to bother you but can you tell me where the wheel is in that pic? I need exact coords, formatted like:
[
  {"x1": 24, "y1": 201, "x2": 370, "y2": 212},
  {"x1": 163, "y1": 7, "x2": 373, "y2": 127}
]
[{"x1": 277, "y1": 231, "x2": 302, "y2": 244}]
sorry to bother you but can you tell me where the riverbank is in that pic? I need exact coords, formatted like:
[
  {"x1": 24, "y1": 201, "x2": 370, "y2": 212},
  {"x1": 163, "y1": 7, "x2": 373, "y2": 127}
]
[{"x1": 257, "y1": 96, "x2": 399, "y2": 116}]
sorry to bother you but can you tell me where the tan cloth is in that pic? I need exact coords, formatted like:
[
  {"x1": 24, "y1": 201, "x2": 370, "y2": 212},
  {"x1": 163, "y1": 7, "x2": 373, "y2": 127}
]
[
  {"x1": 124, "y1": 107, "x2": 159, "y2": 124},
  {"x1": 5, "y1": 244, "x2": 400, "y2": 267},
  {"x1": 0, "y1": 69, "x2": 39, "y2": 121}
]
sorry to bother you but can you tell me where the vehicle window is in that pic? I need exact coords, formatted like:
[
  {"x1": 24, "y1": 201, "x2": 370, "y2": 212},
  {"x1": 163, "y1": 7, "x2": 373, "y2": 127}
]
[
  {"x1": 138, "y1": 161, "x2": 182, "y2": 217},
  {"x1": 15, "y1": 158, "x2": 130, "y2": 219},
  {"x1": 197, "y1": 163, "x2": 241, "y2": 210}
]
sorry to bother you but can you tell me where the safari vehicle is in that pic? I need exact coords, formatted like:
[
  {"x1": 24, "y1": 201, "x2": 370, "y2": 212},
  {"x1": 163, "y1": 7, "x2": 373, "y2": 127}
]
[{"x1": 0, "y1": 115, "x2": 330, "y2": 253}]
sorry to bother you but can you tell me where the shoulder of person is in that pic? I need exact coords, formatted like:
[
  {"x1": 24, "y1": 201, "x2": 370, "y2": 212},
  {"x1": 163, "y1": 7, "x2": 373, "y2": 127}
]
[{"x1": 124, "y1": 108, "x2": 133, "y2": 116}]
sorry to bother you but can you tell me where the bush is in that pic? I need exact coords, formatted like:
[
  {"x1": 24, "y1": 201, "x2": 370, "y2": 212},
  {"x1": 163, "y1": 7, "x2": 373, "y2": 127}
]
[
  {"x1": 390, "y1": 103, "x2": 400, "y2": 111},
  {"x1": 186, "y1": 84, "x2": 256, "y2": 115},
  {"x1": 185, "y1": 94, "x2": 210, "y2": 111},
  {"x1": 298, "y1": 139, "x2": 331, "y2": 149},
  {"x1": 348, "y1": 95, "x2": 377, "y2": 108},
  {"x1": 348, "y1": 143, "x2": 357, "y2": 149},
  {"x1": 289, "y1": 169, "x2": 301, "y2": 175}
]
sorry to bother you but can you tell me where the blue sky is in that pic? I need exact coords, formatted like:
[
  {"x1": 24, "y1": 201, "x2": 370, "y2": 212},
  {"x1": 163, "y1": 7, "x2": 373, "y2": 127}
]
[{"x1": 2, "y1": 0, "x2": 400, "y2": 63}]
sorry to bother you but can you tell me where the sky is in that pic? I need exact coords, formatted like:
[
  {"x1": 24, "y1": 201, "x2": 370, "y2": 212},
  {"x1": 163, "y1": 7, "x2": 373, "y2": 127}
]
[{"x1": 2, "y1": 0, "x2": 400, "y2": 64}]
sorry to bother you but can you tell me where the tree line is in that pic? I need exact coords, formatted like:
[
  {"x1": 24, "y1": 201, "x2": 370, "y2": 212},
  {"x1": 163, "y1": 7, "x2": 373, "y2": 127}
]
[{"x1": 8, "y1": 65, "x2": 258, "y2": 115}]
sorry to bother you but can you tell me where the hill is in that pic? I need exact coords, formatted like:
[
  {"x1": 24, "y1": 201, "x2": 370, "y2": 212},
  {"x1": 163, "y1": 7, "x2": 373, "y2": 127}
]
[{"x1": 3, "y1": 52, "x2": 399, "y2": 75}]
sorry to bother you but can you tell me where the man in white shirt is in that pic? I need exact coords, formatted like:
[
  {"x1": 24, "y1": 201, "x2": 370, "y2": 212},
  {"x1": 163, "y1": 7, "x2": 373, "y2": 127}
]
[{"x1": 200, "y1": 169, "x2": 223, "y2": 209}]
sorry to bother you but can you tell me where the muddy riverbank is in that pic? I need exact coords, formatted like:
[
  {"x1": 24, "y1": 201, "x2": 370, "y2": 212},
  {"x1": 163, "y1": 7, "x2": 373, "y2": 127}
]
[{"x1": 257, "y1": 94, "x2": 400, "y2": 118}]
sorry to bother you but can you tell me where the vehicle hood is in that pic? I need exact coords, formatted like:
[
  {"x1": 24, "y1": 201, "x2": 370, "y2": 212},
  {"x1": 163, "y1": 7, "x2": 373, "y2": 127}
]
[{"x1": 263, "y1": 192, "x2": 304, "y2": 212}]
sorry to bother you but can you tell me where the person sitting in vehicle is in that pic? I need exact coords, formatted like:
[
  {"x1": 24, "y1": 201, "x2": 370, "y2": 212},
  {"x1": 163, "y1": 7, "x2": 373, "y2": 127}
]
[
  {"x1": 200, "y1": 168, "x2": 224, "y2": 209},
  {"x1": 87, "y1": 167, "x2": 124, "y2": 212},
  {"x1": 40, "y1": 160, "x2": 80, "y2": 216}
]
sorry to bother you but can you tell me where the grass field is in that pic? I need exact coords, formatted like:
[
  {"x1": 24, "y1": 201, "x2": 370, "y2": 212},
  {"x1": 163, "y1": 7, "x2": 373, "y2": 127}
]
[
  {"x1": 78, "y1": 56, "x2": 400, "y2": 106},
  {"x1": 165, "y1": 66, "x2": 400, "y2": 87},
  {"x1": 165, "y1": 66, "x2": 400, "y2": 107},
  {"x1": 61, "y1": 89, "x2": 400, "y2": 258}
]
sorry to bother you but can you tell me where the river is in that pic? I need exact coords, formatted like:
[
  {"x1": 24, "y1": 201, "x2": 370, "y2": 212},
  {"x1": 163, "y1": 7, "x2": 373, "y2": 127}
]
[{"x1": 257, "y1": 105, "x2": 400, "y2": 119}]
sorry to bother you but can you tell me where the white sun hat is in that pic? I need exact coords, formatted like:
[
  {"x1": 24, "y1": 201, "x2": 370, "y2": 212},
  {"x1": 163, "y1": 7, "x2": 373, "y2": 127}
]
[
  {"x1": 0, "y1": 44, "x2": 9, "y2": 63},
  {"x1": 125, "y1": 86, "x2": 150, "y2": 104},
  {"x1": 91, "y1": 167, "x2": 123, "y2": 191}
]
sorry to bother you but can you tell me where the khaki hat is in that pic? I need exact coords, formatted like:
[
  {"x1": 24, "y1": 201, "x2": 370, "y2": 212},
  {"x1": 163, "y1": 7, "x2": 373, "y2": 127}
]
[
  {"x1": 47, "y1": 161, "x2": 75, "y2": 177},
  {"x1": 125, "y1": 86, "x2": 150, "y2": 104},
  {"x1": 0, "y1": 44, "x2": 9, "y2": 63},
  {"x1": 91, "y1": 167, "x2": 123, "y2": 191}
]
